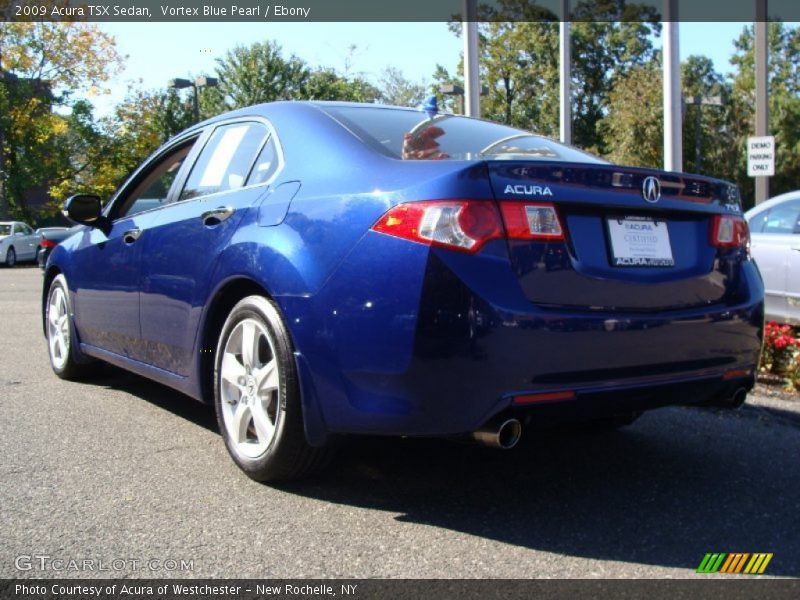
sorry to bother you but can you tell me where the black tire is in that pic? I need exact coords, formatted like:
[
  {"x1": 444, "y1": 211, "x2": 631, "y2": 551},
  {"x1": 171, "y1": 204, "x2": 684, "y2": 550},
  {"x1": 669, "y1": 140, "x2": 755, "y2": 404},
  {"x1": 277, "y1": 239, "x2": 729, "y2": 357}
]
[
  {"x1": 213, "y1": 295, "x2": 332, "y2": 482},
  {"x1": 5, "y1": 246, "x2": 16, "y2": 267},
  {"x1": 45, "y1": 274, "x2": 92, "y2": 380}
]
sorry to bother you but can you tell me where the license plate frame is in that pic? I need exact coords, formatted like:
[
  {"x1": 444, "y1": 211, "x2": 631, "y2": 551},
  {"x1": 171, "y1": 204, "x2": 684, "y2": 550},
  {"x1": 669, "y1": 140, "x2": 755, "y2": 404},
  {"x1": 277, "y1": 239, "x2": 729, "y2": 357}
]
[{"x1": 607, "y1": 217, "x2": 674, "y2": 267}]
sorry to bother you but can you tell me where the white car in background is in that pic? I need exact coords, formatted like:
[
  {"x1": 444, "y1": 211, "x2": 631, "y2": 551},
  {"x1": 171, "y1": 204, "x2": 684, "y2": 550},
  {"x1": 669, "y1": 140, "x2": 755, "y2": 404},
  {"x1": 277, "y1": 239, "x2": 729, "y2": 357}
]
[
  {"x1": 0, "y1": 221, "x2": 40, "y2": 267},
  {"x1": 745, "y1": 191, "x2": 800, "y2": 324},
  {"x1": 0, "y1": 221, "x2": 41, "y2": 267}
]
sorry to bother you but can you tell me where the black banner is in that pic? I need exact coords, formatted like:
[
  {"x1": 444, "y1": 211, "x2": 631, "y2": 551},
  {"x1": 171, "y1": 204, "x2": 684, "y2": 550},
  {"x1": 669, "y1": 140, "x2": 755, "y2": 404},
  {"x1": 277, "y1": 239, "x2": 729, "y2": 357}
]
[
  {"x1": 1, "y1": 0, "x2": 799, "y2": 23},
  {"x1": 3, "y1": 580, "x2": 800, "y2": 600}
]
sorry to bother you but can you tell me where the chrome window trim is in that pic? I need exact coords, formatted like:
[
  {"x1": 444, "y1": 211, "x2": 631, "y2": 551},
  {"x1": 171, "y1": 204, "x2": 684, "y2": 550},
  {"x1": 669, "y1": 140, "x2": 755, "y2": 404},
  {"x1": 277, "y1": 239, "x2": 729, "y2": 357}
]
[{"x1": 107, "y1": 115, "x2": 286, "y2": 223}]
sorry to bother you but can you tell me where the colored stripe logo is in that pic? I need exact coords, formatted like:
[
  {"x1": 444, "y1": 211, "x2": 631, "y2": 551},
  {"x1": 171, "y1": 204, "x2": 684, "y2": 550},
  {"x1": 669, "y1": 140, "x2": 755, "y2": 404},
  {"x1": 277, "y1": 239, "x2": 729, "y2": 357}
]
[{"x1": 697, "y1": 553, "x2": 773, "y2": 574}]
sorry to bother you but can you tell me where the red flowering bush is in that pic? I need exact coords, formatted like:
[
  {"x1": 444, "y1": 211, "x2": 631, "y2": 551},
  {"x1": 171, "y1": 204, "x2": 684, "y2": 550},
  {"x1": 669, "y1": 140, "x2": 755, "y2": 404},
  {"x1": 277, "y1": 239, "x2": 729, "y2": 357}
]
[{"x1": 760, "y1": 321, "x2": 800, "y2": 377}]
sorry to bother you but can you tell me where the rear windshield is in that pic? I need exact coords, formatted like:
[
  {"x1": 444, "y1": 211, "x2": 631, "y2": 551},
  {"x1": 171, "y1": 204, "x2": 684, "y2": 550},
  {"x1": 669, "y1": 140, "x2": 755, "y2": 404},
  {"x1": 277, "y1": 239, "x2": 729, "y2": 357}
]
[{"x1": 320, "y1": 105, "x2": 606, "y2": 164}]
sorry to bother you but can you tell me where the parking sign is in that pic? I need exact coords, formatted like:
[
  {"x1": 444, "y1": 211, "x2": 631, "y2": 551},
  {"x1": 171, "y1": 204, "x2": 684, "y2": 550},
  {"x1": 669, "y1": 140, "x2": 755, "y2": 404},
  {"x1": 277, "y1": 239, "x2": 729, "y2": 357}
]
[{"x1": 748, "y1": 136, "x2": 775, "y2": 177}]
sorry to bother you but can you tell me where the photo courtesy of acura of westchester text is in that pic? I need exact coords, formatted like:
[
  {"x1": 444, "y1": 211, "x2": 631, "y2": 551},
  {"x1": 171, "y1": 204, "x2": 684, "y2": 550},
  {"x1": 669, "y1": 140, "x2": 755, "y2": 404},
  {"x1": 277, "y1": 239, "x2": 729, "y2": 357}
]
[{"x1": 2, "y1": 0, "x2": 800, "y2": 587}]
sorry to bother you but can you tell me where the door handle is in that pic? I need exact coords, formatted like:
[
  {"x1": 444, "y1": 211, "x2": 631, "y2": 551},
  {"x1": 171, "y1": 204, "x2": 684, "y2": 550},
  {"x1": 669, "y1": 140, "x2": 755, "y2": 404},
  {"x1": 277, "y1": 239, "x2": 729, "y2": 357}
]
[
  {"x1": 791, "y1": 246, "x2": 800, "y2": 252},
  {"x1": 123, "y1": 229, "x2": 142, "y2": 244},
  {"x1": 202, "y1": 206, "x2": 235, "y2": 227}
]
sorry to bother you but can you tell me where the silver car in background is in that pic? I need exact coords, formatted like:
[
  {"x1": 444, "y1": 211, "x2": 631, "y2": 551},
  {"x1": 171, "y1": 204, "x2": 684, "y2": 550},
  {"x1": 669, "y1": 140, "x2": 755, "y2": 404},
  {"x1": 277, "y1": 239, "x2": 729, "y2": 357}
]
[
  {"x1": 745, "y1": 191, "x2": 800, "y2": 324},
  {"x1": 0, "y1": 221, "x2": 39, "y2": 267}
]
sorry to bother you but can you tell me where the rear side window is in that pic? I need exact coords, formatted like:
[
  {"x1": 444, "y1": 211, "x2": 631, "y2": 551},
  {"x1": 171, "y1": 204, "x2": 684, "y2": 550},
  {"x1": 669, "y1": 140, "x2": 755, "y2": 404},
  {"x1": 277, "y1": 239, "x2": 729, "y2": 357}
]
[
  {"x1": 181, "y1": 122, "x2": 269, "y2": 200},
  {"x1": 752, "y1": 200, "x2": 800, "y2": 234},
  {"x1": 246, "y1": 136, "x2": 280, "y2": 186},
  {"x1": 320, "y1": 105, "x2": 606, "y2": 164}
]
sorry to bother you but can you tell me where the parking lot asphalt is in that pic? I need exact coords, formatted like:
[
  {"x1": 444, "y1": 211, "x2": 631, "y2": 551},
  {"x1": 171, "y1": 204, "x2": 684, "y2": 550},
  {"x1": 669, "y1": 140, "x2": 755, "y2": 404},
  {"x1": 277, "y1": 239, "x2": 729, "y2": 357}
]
[{"x1": 1, "y1": 266, "x2": 799, "y2": 579}]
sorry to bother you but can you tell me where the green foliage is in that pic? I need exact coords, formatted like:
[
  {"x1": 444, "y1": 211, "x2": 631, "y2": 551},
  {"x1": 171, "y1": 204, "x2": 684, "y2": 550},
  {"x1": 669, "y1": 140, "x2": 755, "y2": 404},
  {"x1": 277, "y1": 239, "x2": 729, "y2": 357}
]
[
  {"x1": 305, "y1": 68, "x2": 380, "y2": 103},
  {"x1": 571, "y1": 18, "x2": 660, "y2": 153},
  {"x1": 378, "y1": 67, "x2": 427, "y2": 108},
  {"x1": 728, "y1": 23, "x2": 800, "y2": 209},
  {"x1": 602, "y1": 61, "x2": 663, "y2": 168},
  {"x1": 198, "y1": 40, "x2": 382, "y2": 118},
  {"x1": 438, "y1": 3, "x2": 659, "y2": 152},
  {"x1": 60, "y1": 89, "x2": 196, "y2": 204},
  {"x1": 0, "y1": 16, "x2": 123, "y2": 220},
  {"x1": 200, "y1": 41, "x2": 309, "y2": 115}
]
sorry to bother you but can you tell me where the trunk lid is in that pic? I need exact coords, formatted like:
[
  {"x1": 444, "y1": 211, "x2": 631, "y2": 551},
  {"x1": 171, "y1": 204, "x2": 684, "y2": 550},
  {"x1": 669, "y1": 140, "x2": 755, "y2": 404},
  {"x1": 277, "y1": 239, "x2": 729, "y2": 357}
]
[{"x1": 487, "y1": 161, "x2": 744, "y2": 312}]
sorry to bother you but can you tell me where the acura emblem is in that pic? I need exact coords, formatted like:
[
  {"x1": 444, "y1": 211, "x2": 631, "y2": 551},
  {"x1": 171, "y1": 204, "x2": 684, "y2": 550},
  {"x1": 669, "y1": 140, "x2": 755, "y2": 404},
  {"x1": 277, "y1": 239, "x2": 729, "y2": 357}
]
[{"x1": 642, "y1": 176, "x2": 661, "y2": 203}]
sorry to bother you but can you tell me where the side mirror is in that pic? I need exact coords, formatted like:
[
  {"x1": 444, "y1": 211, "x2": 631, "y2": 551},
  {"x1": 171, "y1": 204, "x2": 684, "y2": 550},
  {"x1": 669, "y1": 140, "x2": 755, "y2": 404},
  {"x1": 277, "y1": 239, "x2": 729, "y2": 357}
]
[
  {"x1": 15, "y1": 231, "x2": 23, "y2": 236},
  {"x1": 64, "y1": 194, "x2": 102, "y2": 225}
]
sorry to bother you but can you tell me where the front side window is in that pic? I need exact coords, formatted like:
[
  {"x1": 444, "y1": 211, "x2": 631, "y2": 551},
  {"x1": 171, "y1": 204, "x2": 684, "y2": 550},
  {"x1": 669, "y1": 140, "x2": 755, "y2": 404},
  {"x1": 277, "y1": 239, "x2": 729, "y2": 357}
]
[
  {"x1": 114, "y1": 140, "x2": 196, "y2": 219},
  {"x1": 180, "y1": 122, "x2": 269, "y2": 200}
]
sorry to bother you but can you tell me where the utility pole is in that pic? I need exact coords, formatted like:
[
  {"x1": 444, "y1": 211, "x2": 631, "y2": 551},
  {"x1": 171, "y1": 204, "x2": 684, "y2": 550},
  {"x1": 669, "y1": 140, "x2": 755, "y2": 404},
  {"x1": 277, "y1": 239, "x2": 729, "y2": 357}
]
[
  {"x1": 663, "y1": 0, "x2": 682, "y2": 172},
  {"x1": 559, "y1": 0, "x2": 572, "y2": 145},
  {"x1": 463, "y1": 0, "x2": 480, "y2": 117},
  {"x1": 755, "y1": 0, "x2": 769, "y2": 203}
]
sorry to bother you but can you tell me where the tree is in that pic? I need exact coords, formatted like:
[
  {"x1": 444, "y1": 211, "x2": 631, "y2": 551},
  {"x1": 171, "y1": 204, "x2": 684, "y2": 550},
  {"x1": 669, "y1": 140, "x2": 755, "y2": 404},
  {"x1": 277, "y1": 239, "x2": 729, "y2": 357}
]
[
  {"x1": 378, "y1": 67, "x2": 427, "y2": 108},
  {"x1": 304, "y1": 68, "x2": 380, "y2": 103},
  {"x1": 728, "y1": 22, "x2": 800, "y2": 207},
  {"x1": 47, "y1": 88, "x2": 195, "y2": 204},
  {"x1": 200, "y1": 40, "x2": 383, "y2": 117},
  {"x1": 437, "y1": 1, "x2": 660, "y2": 151},
  {"x1": 200, "y1": 41, "x2": 310, "y2": 115},
  {"x1": 601, "y1": 60, "x2": 663, "y2": 169},
  {"x1": 680, "y1": 55, "x2": 731, "y2": 177},
  {"x1": 0, "y1": 16, "x2": 123, "y2": 219},
  {"x1": 601, "y1": 55, "x2": 735, "y2": 175},
  {"x1": 570, "y1": 15, "x2": 661, "y2": 152}
]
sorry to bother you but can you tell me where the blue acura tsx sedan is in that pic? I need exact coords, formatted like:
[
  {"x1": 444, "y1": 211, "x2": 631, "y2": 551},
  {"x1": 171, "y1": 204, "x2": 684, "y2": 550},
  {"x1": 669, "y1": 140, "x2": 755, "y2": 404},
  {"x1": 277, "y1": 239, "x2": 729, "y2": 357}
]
[{"x1": 43, "y1": 101, "x2": 764, "y2": 481}]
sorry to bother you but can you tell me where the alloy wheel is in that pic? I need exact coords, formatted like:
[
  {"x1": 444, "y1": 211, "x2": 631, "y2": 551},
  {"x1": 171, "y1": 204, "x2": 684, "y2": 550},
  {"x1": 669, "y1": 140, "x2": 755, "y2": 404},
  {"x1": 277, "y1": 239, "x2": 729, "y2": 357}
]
[
  {"x1": 219, "y1": 318, "x2": 281, "y2": 459},
  {"x1": 47, "y1": 285, "x2": 70, "y2": 370}
]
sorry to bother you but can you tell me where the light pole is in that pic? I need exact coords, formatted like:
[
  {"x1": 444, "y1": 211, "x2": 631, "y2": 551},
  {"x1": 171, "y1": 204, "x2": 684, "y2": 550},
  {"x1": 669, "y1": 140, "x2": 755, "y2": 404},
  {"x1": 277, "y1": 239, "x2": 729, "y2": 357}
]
[
  {"x1": 559, "y1": 0, "x2": 572, "y2": 145},
  {"x1": 663, "y1": 0, "x2": 682, "y2": 172},
  {"x1": 683, "y1": 95, "x2": 723, "y2": 174},
  {"x1": 439, "y1": 84, "x2": 465, "y2": 115},
  {"x1": 167, "y1": 76, "x2": 218, "y2": 124},
  {"x1": 462, "y1": 0, "x2": 480, "y2": 117}
]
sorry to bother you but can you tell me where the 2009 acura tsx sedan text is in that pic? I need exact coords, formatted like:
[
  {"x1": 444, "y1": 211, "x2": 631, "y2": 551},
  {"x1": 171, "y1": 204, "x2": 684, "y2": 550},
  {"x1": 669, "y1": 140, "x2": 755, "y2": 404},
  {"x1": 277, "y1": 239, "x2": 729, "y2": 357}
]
[{"x1": 43, "y1": 101, "x2": 764, "y2": 481}]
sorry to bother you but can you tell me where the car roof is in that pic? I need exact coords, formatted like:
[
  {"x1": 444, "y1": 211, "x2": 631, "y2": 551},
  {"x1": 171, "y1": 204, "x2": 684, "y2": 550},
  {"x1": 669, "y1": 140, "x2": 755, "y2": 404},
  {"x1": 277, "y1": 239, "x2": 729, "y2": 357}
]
[
  {"x1": 181, "y1": 101, "x2": 445, "y2": 135},
  {"x1": 745, "y1": 190, "x2": 800, "y2": 216}
]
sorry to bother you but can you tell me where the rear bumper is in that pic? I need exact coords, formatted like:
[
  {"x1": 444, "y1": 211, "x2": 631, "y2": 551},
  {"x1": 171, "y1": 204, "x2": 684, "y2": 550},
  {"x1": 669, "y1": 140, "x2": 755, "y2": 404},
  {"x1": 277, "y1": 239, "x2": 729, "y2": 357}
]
[
  {"x1": 284, "y1": 235, "x2": 764, "y2": 441},
  {"x1": 350, "y1": 310, "x2": 762, "y2": 437}
]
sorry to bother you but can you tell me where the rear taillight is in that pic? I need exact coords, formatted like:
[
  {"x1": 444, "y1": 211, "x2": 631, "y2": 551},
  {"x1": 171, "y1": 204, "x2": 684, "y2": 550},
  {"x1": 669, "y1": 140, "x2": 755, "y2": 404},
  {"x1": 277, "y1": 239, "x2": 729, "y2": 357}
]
[
  {"x1": 40, "y1": 239, "x2": 57, "y2": 249},
  {"x1": 499, "y1": 202, "x2": 564, "y2": 241},
  {"x1": 710, "y1": 215, "x2": 749, "y2": 249},
  {"x1": 371, "y1": 200, "x2": 503, "y2": 253},
  {"x1": 371, "y1": 200, "x2": 566, "y2": 252}
]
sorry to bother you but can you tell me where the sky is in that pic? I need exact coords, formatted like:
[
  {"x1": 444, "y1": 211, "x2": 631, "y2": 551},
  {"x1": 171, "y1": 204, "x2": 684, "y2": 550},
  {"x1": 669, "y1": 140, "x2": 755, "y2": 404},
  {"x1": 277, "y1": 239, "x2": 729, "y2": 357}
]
[{"x1": 88, "y1": 21, "x2": 753, "y2": 118}]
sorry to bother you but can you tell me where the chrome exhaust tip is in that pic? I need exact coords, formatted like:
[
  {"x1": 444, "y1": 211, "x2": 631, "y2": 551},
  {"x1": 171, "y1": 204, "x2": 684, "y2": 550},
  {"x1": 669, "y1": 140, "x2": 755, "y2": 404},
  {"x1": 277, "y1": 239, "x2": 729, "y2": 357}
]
[
  {"x1": 701, "y1": 386, "x2": 750, "y2": 409},
  {"x1": 470, "y1": 418, "x2": 522, "y2": 450}
]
